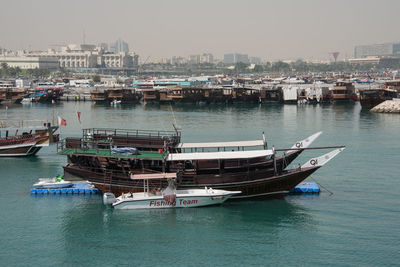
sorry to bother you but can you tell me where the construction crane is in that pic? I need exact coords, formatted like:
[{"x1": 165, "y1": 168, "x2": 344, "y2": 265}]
[{"x1": 138, "y1": 56, "x2": 150, "y2": 73}]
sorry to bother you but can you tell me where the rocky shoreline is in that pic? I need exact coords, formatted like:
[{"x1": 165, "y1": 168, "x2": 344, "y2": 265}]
[{"x1": 371, "y1": 99, "x2": 400, "y2": 113}]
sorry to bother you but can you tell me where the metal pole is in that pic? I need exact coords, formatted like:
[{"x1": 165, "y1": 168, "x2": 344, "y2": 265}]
[{"x1": 274, "y1": 145, "x2": 345, "y2": 152}]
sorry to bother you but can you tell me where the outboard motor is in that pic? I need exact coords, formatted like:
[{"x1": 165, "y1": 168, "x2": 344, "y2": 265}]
[{"x1": 103, "y1": 193, "x2": 117, "y2": 205}]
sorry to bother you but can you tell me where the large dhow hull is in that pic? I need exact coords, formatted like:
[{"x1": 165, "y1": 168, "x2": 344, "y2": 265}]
[
  {"x1": 0, "y1": 141, "x2": 42, "y2": 156},
  {"x1": 63, "y1": 148, "x2": 304, "y2": 194},
  {"x1": 64, "y1": 165, "x2": 319, "y2": 199},
  {"x1": 0, "y1": 125, "x2": 58, "y2": 157}
]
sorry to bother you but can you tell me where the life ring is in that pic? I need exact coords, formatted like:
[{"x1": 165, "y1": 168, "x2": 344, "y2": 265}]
[{"x1": 295, "y1": 142, "x2": 301, "y2": 148}]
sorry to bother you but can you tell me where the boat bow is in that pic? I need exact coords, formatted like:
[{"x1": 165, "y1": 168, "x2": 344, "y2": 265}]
[
  {"x1": 301, "y1": 147, "x2": 345, "y2": 168},
  {"x1": 286, "y1": 131, "x2": 323, "y2": 154}
]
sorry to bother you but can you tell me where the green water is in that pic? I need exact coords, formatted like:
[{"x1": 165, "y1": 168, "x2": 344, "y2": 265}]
[{"x1": 1, "y1": 102, "x2": 399, "y2": 266}]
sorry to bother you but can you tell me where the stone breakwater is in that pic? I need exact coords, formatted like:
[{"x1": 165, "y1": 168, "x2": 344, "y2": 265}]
[{"x1": 371, "y1": 99, "x2": 400, "y2": 113}]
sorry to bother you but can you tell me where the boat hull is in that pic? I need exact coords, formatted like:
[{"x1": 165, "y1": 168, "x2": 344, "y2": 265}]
[
  {"x1": 113, "y1": 191, "x2": 237, "y2": 209},
  {"x1": 64, "y1": 165, "x2": 319, "y2": 199},
  {"x1": 0, "y1": 142, "x2": 42, "y2": 157}
]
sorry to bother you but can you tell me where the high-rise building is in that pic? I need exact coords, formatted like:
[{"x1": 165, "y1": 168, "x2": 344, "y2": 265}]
[
  {"x1": 354, "y1": 42, "x2": 400, "y2": 58},
  {"x1": 249, "y1": 56, "x2": 261, "y2": 64},
  {"x1": 111, "y1": 39, "x2": 129, "y2": 53},
  {"x1": 223, "y1": 53, "x2": 249, "y2": 64},
  {"x1": 99, "y1": 43, "x2": 109, "y2": 51},
  {"x1": 188, "y1": 55, "x2": 201, "y2": 64},
  {"x1": 201, "y1": 53, "x2": 214, "y2": 64}
]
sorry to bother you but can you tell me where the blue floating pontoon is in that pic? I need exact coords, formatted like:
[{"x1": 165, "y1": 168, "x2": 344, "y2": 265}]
[
  {"x1": 290, "y1": 182, "x2": 320, "y2": 194},
  {"x1": 30, "y1": 182, "x2": 100, "y2": 195}
]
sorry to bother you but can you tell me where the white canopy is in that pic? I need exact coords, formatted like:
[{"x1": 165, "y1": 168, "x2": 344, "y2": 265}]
[
  {"x1": 167, "y1": 149, "x2": 272, "y2": 161},
  {"x1": 130, "y1": 173, "x2": 177, "y2": 180},
  {"x1": 175, "y1": 140, "x2": 265, "y2": 149}
]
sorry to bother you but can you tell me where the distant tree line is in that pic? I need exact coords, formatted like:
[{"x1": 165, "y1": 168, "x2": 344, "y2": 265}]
[
  {"x1": 0, "y1": 63, "x2": 51, "y2": 78},
  {"x1": 229, "y1": 59, "x2": 400, "y2": 74},
  {"x1": 140, "y1": 59, "x2": 400, "y2": 75}
]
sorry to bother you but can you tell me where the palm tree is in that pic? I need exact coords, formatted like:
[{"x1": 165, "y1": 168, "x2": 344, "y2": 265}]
[
  {"x1": 1, "y1": 62, "x2": 9, "y2": 77},
  {"x1": 1, "y1": 62, "x2": 8, "y2": 70}
]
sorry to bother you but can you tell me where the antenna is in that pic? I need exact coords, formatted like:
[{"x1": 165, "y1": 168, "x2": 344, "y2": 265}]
[{"x1": 83, "y1": 29, "x2": 86, "y2": 44}]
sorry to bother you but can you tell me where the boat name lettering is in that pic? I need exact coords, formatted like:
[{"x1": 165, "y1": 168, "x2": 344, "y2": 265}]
[
  {"x1": 310, "y1": 159, "x2": 318, "y2": 166},
  {"x1": 180, "y1": 199, "x2": 198, "y2": 205},
  {"x1": 149, "y1": 200, "x2": 176, "y2": 207},
  {"x1": 295, "y1": 142, "x2": 303, "y2": 148}
]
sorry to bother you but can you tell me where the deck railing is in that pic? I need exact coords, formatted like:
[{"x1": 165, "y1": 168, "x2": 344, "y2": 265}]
[{"x1": 83, "y1": 128, "x2": 180, "y2": 138}]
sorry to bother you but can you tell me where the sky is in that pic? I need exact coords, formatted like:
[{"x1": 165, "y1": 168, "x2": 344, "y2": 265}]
[{"x1": 1, "y1": 0, "x2": 399, "y2": 61}]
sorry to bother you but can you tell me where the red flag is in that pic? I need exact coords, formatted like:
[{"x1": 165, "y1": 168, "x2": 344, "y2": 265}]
[
  {"x1": 77, "y1": 111, "x2": 81, "y2": 123},
  {"x1": 58, "y1": 116, "x2": 67, "y2": 126}
]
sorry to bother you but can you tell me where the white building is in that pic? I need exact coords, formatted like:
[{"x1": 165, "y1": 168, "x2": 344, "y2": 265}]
[
  {"x1": 0, "y1": 55, "x2": 59, "y2": 70},
  {"x1": 102, "y1": 52, "x2": 135, "y2": 68},
  {"x1": 26, "y1": 44, "x2": 138, "y2": 69},
  {"x1": 348, "y1": 57, "x2": 380, "y2": 65}
]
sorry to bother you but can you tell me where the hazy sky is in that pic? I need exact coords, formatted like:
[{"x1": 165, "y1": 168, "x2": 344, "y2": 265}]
[{"x1": 1, "y1": 0, "x2": 399, "y2": 61}]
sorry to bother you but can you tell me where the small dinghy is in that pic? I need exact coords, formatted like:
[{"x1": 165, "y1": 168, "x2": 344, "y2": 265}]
[
  {"x1": 32, "y1": 175, "x2": 73, "y2": 189},
  {"x1": 103, "y1": 173, "x2": 241, "y2": 210}
]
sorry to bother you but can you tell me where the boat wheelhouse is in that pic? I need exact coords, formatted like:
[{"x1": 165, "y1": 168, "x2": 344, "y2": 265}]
[
  {"x1": 0, "y1": 88, "x2": 27, "y2": 104},
  {"x1": 90, "y1": 88, "x2": 108, "y2": 103},
  {"x1": 28, "y1": 88, "x2": 63, "y2": 103},
  {"x1": 106, "y1": 88, "x2": 140, "y2": 103},
  {"x1": 331, "y1": 81, "x2": 356, "y2": 101},
  {"x1": 359, "y1": 88, "x2": 398, "y2": 109}
]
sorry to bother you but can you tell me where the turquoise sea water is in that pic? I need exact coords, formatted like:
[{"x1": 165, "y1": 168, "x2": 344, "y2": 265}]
[{"x1": 1, "y1": 102, "x2": 399, "y2": 266}]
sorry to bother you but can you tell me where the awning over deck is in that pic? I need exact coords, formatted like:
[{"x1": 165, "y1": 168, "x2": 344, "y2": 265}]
[
  {"x1": 175, "y1": 140, "x2": 265, "y2": 149},
  {"x1": 167, "y1": 149, "x2": 272, "y2": 161},
  {"x1": 130, "y1": 173, "x2": 177, "y2": 180}
]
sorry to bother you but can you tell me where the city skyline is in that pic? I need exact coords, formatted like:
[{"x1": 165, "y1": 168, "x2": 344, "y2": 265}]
[{"x1": 1, "y1": 0, "x2": 400, "y2": 61}]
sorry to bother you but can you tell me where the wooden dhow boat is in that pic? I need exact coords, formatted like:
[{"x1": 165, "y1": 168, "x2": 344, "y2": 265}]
[
  {"x1": 0, "y1": 120, "x2": 58, "y2": 157},
  {"x1": 57, "y1": 128, "x2": 344, "y2": 199}
]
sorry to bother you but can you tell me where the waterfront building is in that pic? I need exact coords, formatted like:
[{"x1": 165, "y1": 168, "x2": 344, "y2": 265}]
[
  {"x1": 354, "y1": 42, "x2": 400, "y2": 58},
  {"x1": 348, "y1": 57, "x2": 380, "y2": 65},
  {"x1": 102, "y1": 52, "x2": 134, "y2": 68},
  {"x1": 0, "y1": 55, "x2": 59, "y2": 70},
  {"x1": 24, "y1": 43, "x2": 138, "y2": 69},
  {"x1": 15, "y1": 78, "x2": 31, "y2": 88}
]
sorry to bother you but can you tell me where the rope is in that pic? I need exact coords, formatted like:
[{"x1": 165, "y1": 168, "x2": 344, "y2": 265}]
[
  {"x1": 169, "y1": 102, "x2": 178, "y2": 128},
  {"x1": 309, "y1": 175, "x2": 334, "y2": 195}
]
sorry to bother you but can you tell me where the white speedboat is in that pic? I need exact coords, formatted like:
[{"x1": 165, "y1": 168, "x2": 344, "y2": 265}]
[
  {"x1": 103, "y1": 173, "x2": 241, "y2": 210},
  {"x1": 110, "y1": 99, "x2": 122, "y2": 105},
  {"x1": 32, "y1": 178, "x2": 73, "y2": 189},
  {"x1": 21, "y1": 98, "x2": 32, "y2": 103}
]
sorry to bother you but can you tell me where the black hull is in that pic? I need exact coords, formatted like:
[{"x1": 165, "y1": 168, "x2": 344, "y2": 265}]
[
  {"x1": 63, "y1": 163, "x2": 318, "y2": 199},
  {"x1": 0, "y1": 144, "x2": 42, "y2": 157}
]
